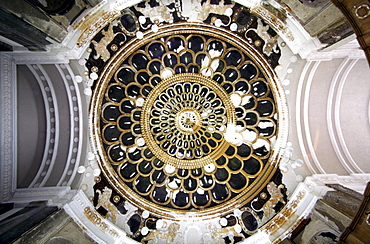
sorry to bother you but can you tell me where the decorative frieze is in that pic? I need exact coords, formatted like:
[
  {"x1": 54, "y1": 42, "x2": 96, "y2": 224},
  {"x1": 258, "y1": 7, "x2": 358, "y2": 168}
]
[{"x1": 0, "y1": 53, "x2": 16, "y2": 202}]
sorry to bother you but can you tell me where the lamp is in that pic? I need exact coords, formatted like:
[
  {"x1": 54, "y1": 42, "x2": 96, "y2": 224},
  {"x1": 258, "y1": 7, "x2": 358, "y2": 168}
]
[
  {"x1": 279, "y1": 146, "x2": 304, "y2": 173},
  {"x1": 77, "y1": 151, "x2": 101, "y2": 177}
]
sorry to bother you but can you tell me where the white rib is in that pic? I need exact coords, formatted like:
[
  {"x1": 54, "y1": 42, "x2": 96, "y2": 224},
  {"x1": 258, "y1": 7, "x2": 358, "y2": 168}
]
[
  {"x1": 327, "y1": 58, "x2": 355, "y2": 174},
  {"x1": 55, "y1": 64, "x2": 76, "y2": 186},
  {"x1": 65, "y1": 64, "x2": 83, "y2": 186},
  {"x1": 296, "y1": 61, "x2": 317, "y2": 174},
  {"x1": 303, "y1": 61, "x2": 326, "y2": 174},
  {"x1": 335, "y1": 59, "x2": 363, "y2": 173},
  {"x1": 38, "y1": 64, "x2": 60, "y2": 186},
  {"x1": 27, "y1": 64, "x2": 58, "y2": 187}
]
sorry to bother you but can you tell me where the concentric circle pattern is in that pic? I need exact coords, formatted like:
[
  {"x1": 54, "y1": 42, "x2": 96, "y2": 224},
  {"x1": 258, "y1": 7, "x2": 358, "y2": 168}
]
[
  {"x1": 141, "y1": 73, "x2": 234, "y2": 169},
  {"x1": 94, "y1": 29, "x2": 281, "y2": 211}
]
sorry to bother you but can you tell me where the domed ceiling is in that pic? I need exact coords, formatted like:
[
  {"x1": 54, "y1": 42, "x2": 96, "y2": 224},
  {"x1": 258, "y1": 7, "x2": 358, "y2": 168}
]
[
  {"x1": 2, "y1": 0, "x2": 370, "y2": 243},
  {"x1": 86, "y1": 0, "x2": 290, "y2": 242}
]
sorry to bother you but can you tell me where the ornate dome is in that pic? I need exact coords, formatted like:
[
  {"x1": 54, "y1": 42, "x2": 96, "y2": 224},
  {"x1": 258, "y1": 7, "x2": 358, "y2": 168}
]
[
  {"x1": 88, "y1": 1, "x2": 289, "y2": 242},
  {"x1": 1, "y1": 0, "x2": 369, "y2": 243}
]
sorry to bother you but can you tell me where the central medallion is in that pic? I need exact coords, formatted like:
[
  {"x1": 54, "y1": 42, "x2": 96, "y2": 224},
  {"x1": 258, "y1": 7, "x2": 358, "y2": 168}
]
[
  {"x1": 141, "y1": 73, "x2": 234, "y2": 169},
  {"x1": 177, "y1": 109, "x2": 200, "y2": 133}
]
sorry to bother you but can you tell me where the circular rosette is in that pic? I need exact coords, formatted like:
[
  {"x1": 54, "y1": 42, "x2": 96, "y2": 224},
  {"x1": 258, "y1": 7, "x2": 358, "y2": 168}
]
[{"x1": 91, "y1": 24, "x2": 287, "y2": 215}]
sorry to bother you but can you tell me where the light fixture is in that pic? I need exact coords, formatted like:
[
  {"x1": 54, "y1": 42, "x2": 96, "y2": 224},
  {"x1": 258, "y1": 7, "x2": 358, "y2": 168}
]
[{"x1": 279, "y1": 146, "x2": 304, "y2": 173}]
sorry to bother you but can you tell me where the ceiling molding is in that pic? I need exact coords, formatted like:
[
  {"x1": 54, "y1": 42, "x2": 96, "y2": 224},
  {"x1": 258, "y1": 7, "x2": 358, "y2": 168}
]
[{"x1": 0, "y1": 53, "x2": 17, "y2": 202}]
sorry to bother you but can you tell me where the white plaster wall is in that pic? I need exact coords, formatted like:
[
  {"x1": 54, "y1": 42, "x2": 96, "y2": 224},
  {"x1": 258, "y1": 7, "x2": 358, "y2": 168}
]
[
  {"x1": 308, "y1": 59, "x2": 348, "y2": 174},
  {"x1": 339, "y1": 59, "x2": 370, "y2": 173},
  {"x1": 17, "y1": 65, "x2": 45, "y2": 188}
]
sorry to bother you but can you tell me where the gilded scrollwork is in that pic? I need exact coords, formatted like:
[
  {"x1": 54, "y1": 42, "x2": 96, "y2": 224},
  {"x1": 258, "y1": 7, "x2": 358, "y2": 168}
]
[
  {"x1": 251, "y1": 5, "x2": 294, "y2": 42},
  {"x1": 95, "y1": 186, "x2": 119, "y2": 223},
  {"x1": 261, "y1": 190, "x2": 306, "y2": 235},
  {"x1": 77, "y1": 11, "x2": 121, "y2": 47},
  {"x1": 135, "y1": 2, "x2": 174, "y2": 24},
  {"x1": 84, "y1": 206, "x2": 119, "y2": 237},
  {"x1": 246, "y1": 18, "x2": 279, "y2": 56},
  {"x1": 207, "y1": 224, "x2": 244, "y2": 244},
  {"x1": 251, "y1": 182, "x2": 286, "y2": 219},
  {"x1": 189, "y1": 0, "x2": 234, "y2": 22},
  {"x1": 142, "y1": 222, "x2": 181, "y2": 243},
  {"x1": 91, "y1": 22, "x2": 125, "y2": 62}
]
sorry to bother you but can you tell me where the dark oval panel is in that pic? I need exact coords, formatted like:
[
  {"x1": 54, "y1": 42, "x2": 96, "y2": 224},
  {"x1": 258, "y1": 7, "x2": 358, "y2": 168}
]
[
  {"x1": 163, "y1": 53, "x2": 178, "y2": 68},
  {"x1": 135, "y1": 176, "x2": 153, "y2": 194},
  {"x1": 107, "y1": 85, "x2": 125, "y2": 102},
  {"x1": 148, "y1": 42, "x2": 165, "y2": 59},
  {"x1": 244, "y1": 112, "x2": 258, "y2": 126},
  {"x1": 215, "y1": 168, "x2": 229, "y2": 182},
  {"x1": 225, "y1": 146, "x2": 236, "y2": 157},
  {"x1": 108, "y1": 144, "x2": 126, "y2": 162},
  {"x1": 138, "y1": 160, "x2": 153, "y2": 175},
  {"x1": 103, "y1": 125, "x2": 121, "y2": 142},
  {"x1": 256, "y1": 100, "x2": 274, "y2": 117},
  {"x1": 118, "y1": 116, "x2": 133, "y2": 130},
  {"x1": 235, "y1": 107, "x2": 245, "y2": 119},
  {"x1": 211, "y1": 183, "x2": 230, "y2": 201},
  {"x1": 141, "y1": 85, "x2": 152, "y2": 97},
  {"x1": 117, "y1": 67, "x2": 135, "y2": 85},
  {"x1": 224, "y1": 68, "x2": 238, "y2": 82},
  {"x1": 151, "y1": 159, "x2": 163, "y2": 169},
  {"x1": 180, "y1": 51, "x2": 193, "y2": 65},
  {"x1": 241, "y1": 211, "x2": 258, "y2": 231},
  {"x1": 127, "y1": 147, "x2": 141, "y2": 161},
  {"x1": 151, "y1": 170, "x2": 166, "y2": 184},
  {"x1": 243, "y1": 157, "x2": 262, "y2": 175},
  {"x1": 224, "y1": 50, "x2": 243, "y2": 67},
  {"x1": 136, "y1": 71, "x2": 150, "y2": 85},
  {"x1": 103, "y1": 105, "x2": 121, "y2": 122},
  {"x1": 213, "y1": 74, "x2": 224, "y2": 84},
  {"x1": 188, "y1": 35, "x2": 205, "y2": 52},
  {"x1": 188, "y1": 65, "x2": 199, "y2": 73},
  {"x1": 240, "y1": 63, "x2": 257, "y2": 81},
  {"x1": 199, "y1": 175, "x2": 214, "y2": 189},
  {"x1": 229, "y1": 173, "x2": 247, "y2": 190},
  {"x1": 227, "y1": 157, "x2": 242, "y2": 171},
  {"x1": 126, "y1": 84, "x2": 140, "y2": 97},
  {"x1": 132, "y1": 110, "x2": 141, "y2": 121},
  {"x1": 149, "y1": 61, "x2": 162, "y2": 75},
  {"x1": 216, "y1": 155, "x2": 227, "y2": 166},
  {"x1": 178, "y1": 169, "x2": 189, "y2": 177},
  {"x1": 222, "y1": 83, "x2": 234, "y2": 94},
  {"x1": 120, "y1": 99, "x2": 135, "y2": 113},
  {"x1": 127, "y1": 214, "x2": 141, "y2": 234},
  {"x1": 184, "y1": 178, "x2": 197, "y2": 191},
  {"x1": 237, "y1": 144, "x2": 251, "y2": 158},
  {"x1": 173, "y1": 190, "x2": 190, "y2": 207},
  {"x1": 192, "y1": 191, "x2": 210, "y2": 207},
  {"x1": 121, "y1": 14, "x2": 137, "y2": 32},
  {"x1": 235, "y1": 80, "x2": 250, "y2": 93},
  {"x1": 131, "y1": 53, "x2": 149, "y2": 70},
  {"x1": 152, "y1": 186, "x2": 170, "y2": 203},
  {"x1": 191, "y1": 168, "x2": 202, "y2": 177},
  {"x1": 167, "y1": 36, "x2": 185, "y2": 52},
  {"x1": 251, "y1": 80, "x2": 268, "y2": 98},
  {"x1": 120, "y1": 161, "x2": 137, "y2": 180}
]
